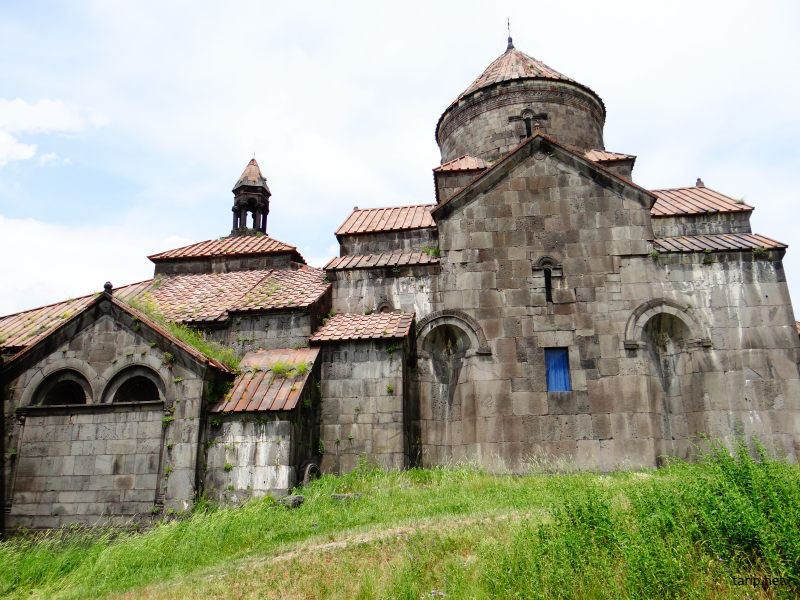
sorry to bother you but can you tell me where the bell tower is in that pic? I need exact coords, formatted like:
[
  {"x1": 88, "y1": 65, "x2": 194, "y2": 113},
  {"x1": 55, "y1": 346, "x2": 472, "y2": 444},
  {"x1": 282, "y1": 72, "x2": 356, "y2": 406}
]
[{"x1": 231, "y1": 158, "x2": 271, "y2": 236}]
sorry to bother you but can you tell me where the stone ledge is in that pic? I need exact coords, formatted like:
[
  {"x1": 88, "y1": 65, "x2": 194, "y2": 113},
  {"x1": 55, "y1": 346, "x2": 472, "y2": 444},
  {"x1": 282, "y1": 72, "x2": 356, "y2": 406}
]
[{"x1": 17, "y1": 400, "x2": 164, "y2": 417}]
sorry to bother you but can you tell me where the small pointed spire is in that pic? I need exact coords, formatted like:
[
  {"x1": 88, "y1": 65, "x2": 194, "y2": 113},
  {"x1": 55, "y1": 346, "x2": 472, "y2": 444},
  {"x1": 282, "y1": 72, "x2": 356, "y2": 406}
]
[
  {"x1": 506, "y1": 17, "x2": 514, "y2": 50},
  {"x1": 233, "y1": 157, "x2": 270, "y2": 192}
]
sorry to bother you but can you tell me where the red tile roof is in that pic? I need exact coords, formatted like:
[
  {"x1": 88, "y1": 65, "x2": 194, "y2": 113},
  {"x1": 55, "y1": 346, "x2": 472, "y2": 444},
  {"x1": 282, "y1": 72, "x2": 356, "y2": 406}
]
[
  {"x1": 310, "y1": 313, "x2": 414, "y2": 343},
  {"x1": 148, "y1": 235, "x2": 299, "y2": 262},
  {"x1": 143, "y1": 267, "x2": 328, "y2": 323},
  {"x1": 457, "y1": 45, "x2": 575, "y2": 102},
  {"x1": 2, "y1": 291, "x2": 233, "y2": 373},
  {"x1": 1, "y1": 268, "x2": 330, "y2": 350},
  {"x1": 230, "y1": 268, "x2": 330, "y2": 312},
  {"x1": 650, "y1": 186, "x2": 754, "y2": 217},
  {"x1": 209, "y1": 347, "x2": 319, "y2": 413},
  {"x1": 585, "y1": 149, "x2": 636, "y2": 163},
  {"x1": 433, "y1": 155, "x2": 488, "y2": 172},
  {"x1": 654, "y1": 233, "x2": 786, "y2": 253},
  {"x1": 0, "y1": 280, "x2": 153, "y2": 352},
  {"x1": 325, "y1": 252, "x2": 440, "y2": 271},
  {"x1": 335, "y1": 205, "x2": 436, "y2": 236}
]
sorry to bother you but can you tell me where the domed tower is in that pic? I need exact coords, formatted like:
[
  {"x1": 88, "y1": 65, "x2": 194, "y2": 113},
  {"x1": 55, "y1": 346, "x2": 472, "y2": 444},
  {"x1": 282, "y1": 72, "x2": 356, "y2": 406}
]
[
  {"x1": 436, "y1": 37, "x2": 606, "y2": 164},
  {"x1": 231, "y1": 158, "x2": 271, "y2": 236}
]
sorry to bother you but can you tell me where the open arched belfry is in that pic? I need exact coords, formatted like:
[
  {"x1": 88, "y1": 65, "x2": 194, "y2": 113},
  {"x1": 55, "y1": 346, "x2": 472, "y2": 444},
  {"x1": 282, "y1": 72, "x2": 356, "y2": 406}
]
[{"x1": 3, "y1": 37, "x2": 799, "y2": 530}]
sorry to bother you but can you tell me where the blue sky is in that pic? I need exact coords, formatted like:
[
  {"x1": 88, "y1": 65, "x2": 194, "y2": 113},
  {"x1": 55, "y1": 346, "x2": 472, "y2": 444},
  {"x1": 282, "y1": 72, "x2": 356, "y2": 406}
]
[{"x1": 1, "y1": 0, "x2": 799, "y2": 318}]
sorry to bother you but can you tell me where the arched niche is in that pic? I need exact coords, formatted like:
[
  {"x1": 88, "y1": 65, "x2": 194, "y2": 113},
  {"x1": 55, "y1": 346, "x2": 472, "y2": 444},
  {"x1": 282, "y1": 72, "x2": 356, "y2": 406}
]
[
  {"x1": 415, "y1": 310, "x2": 490, "y2": 357},
  {"x1": 623, "y1": 299, "x2": 711, "y2": 351},
  {"x1": 101, "y1": 365, "x2": 165, "y2": 404},
  {"x1": 33, "y1": 370, "x2": 93, "y2": 406}
]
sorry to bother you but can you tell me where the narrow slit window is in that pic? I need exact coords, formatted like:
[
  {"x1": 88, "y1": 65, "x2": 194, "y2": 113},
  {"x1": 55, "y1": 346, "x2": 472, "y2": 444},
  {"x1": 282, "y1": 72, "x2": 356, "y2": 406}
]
[
  {"x1": 544, "y1": 268, "x2": 553, "y2": 303},
  {"x1": 545, "y1": 348, "x2": 571, "y2": 391}
]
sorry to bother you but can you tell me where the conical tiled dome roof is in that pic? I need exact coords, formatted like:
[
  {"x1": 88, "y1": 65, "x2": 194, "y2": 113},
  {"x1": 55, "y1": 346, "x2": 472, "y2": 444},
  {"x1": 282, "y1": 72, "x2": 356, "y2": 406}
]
[
  {"x1": 456, "y1": 38, "x2": 574, "y2": 102},
  {"x1": 233, "y1": 158, "x2": 270, "y2": 193}
]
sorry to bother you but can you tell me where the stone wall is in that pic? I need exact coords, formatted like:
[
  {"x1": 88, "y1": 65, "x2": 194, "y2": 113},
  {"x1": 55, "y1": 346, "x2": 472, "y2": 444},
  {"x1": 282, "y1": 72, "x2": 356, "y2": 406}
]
[
  {"x1": 415, "y1": 140, "x2": 800, "y2": 471},
  {"x1": 328, "y1": 265, "x2": 438, "y2": 315},
  {"x1": 435, "y1": 171, "x2": 485, "y2": 204},
  {"x1": 437, "y1": 81, "x2": 605, "y2": 163},
  {"x1": 152, "y1": 253, "x2": 299, "y2": 276},
  {"x1": 203, "y1": 365, "x2": 320, "y2": 502},
  {"x1": 9, "y1": 404, "x2": 162, "y2": 528},
  {"x1": 318, "y1": 340, "x2": 408, "y2": 474},
  {"x1": 338, "y1": 228, "x2": 438, "y2": 256},
  {"x1": 2, "y1": 299, "x2": 216, "y2": 529},
  {"x1": 651, "y1": 212, "x2": 752, "y2": 238}
]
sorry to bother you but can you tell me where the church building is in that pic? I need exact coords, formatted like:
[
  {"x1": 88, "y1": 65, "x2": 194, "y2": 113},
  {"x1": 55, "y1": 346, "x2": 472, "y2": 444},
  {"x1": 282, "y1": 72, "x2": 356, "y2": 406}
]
[{"x1": 2, "y1": 38, "x2": 799, "y2": 530}]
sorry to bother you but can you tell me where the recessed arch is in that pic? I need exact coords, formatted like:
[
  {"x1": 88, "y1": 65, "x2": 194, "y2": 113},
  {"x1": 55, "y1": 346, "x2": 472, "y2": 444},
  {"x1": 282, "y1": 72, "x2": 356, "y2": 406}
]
[
  {"x1": 101, "y1": 365, "x2": 165, "y2": 404},
  {"x1": 624, "y1": 298, "x2": 711, "y2": 350},
  {"x1": 33, "y1": 369, "x2": 92, "y2": 406},
  {"x1": 416, "y1": 310, "x2": 490, "y2": 356}
]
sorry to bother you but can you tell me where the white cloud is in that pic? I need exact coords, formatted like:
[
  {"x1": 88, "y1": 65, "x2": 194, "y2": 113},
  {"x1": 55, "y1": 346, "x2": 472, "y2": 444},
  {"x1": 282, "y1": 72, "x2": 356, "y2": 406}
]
[
  {"x1": 0, "y1": 99, "x2": 86, "y2": 133},
  {"x1": 0, "y1": 131, "x2": 36, "y2": 166},
  {"x1": 0, "y1": 99, "x2": 108, "y2": 166}
]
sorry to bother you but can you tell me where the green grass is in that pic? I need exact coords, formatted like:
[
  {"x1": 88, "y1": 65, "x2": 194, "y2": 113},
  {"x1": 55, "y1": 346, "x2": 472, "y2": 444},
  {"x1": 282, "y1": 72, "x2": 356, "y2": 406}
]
[
  {"x1": 1, "y1": 441, "x2": 799, "y2": 599},
  {"x1": 128, "y1": 296, "x2": 241, "y2": 370}
]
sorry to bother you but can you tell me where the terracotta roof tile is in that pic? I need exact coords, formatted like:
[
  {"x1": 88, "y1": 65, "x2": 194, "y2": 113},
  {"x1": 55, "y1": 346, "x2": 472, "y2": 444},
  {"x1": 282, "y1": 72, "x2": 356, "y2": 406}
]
[
  {"x1": 433, "y1": 155, "x2": 488, "y2": 172},
  {"x1": 650, "y1": 186, "x2": 754, "y2": 217},
  {"x1": 325, "y1": 252, "x2": 440, "y2": 271},
  {"x1": 2, "y1": 268, "x2": 331, "y2": 351},
  {"x1": 585, "y1": 149, "x2": 636, "y2": 162},
  {"x1": 2, "y1": 291, "x2": 233, "y2": 373},
  {"x1": 233, "y1": 158, "x2": 270, "y2": 192},
  {"x1": 335, "y1": 205, "x2": 436, "y2": 236},
  {"x1": 148, "y1": 235, "x2": 298, "y2": 262},
  {"x1": 230, "y1": 267, "x2": 329, "y2": 312},
  {"x1": 141, "y1": 268, "x2": 329, "y2": 322},
  {"x1": 0, "y1": 280, "x2": 153, "y2": 352},
  {"x1": 457, "y1": 45, "x2": 575, "y2": 102},
  {"x1": 654, "y1": 233, "x2": 786, "y2": 253},
  {"x1": 310, "y1": 313, "x2": 414, "y2": 343},
  {"x1": 209, "y1": 348, "x2": 319, "y2": 413},
  {"x1": 140, "y1": 270, "x2": 274, "y2": 323}
]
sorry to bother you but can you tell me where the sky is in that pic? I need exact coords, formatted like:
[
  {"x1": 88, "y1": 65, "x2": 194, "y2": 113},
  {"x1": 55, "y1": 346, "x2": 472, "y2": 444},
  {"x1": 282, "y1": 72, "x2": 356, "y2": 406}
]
[{"x1": 0, "y1": 0, "x2": 799, "y2": 317}]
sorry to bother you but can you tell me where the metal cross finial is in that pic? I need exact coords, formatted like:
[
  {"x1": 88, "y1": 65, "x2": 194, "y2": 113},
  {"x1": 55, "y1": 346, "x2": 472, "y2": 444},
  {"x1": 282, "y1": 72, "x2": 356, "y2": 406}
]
[{"x1": 506, "y1": 18, "x2": 514, "y2": 50}]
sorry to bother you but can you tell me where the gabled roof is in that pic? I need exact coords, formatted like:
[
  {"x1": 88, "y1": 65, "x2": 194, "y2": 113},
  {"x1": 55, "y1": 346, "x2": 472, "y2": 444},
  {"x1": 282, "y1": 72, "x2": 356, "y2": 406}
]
[
  {"x1": 432, "y1": 132, "x2": 656, "y2": 217},
  {"x1": 433, "y1": 155, "x2": 488, "y2": 173},
  {"x1": 325, "y1": 252, "x2": 439, "y2": 271},
  {"x1": 0, "y1": 280, "x2": 153, "y2": 352},
  {"x1": 148, "y1": 235, "x2": 300, "y2": 262},
  {"x1": 233, "y1": 158, "x2": 270, "y2": 193},
  {"x1": 654, "y1": 233, "x2": 786, "y2": 253},
  {"x1": 310, "y1": 313, "x2": 414, "y2": 343},
  {"x1": 335, "y1": 205, "x2": 436, "y2": 236},
  {"x1": 1, "y1": 268, "x2": 330, "y2": 349},
  {"x1": 650, "y1": 186, "x2": 754, "y2": 217},
  {"x1": 2, "y1": 290, "x2": 233, "y2": 373},
  {"x1": 209, "y1": 347, "x2": 319, "y2": 413},
  {"x1": 585, "y1": 149, "x2": 636, "y2": 163}
]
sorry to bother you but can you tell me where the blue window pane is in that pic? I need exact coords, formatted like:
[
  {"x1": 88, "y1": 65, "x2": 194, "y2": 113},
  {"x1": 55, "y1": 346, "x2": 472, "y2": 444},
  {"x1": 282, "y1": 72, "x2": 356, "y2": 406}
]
[{"x1": 545, "y1": 348, "x2": 571, "y2": 391}]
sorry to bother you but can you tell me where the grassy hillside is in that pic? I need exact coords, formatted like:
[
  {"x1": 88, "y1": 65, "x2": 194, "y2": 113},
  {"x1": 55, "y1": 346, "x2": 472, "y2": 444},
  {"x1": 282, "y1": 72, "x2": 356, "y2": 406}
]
[{"x1": 1, "y1": 440, "x2": 799, "y2": 599}]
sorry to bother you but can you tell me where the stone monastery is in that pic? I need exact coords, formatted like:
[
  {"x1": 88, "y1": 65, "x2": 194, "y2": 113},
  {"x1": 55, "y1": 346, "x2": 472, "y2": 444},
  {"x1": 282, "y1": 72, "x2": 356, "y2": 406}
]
[{"x1": 2, "y1": 38, "x2": 799, "y2": 530}]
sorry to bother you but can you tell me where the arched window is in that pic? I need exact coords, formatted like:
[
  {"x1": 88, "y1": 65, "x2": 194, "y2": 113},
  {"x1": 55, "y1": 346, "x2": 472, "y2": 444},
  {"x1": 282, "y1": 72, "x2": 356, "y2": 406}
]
[
  {"x1": 532, "y1": 256, "x2": 562, "y2": 304},
  {"x1": 43, "y1": 380, "x2": 86, "y2": 405},
  {"x1": 101, "y1": 366, "x2": 165, "y2": 404},
  {"x1": 113, "y1": 376, "x2": 160, "y2": 403},
  {"x1": 544, "y1": 268, "x2": 553, "y2": 303},
  {"x1": 33, "y1": 370, "x2": 92, "y2": 406}
]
